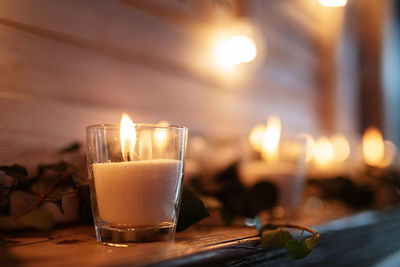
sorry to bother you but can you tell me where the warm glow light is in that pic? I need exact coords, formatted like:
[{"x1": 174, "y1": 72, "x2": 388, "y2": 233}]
[
  {"x1": 318, "y1": 0, "x2": 348, "y2": 7},
  {"x1": 249, "y1": 124, "x2": 267, "y2": 152},
  {"x1": 262, "y1": 116, "x2": 281, "y2": 160},
  {"x1": 381, "y1": 141, "x2": 397, "y2": 167},
  {"x1": 138, "y1": 131, "x2": 152, "y2": 160},
  {"x1": 214, "y1": 35, "x2": 257, "y2": 67},
  {"x1": 331, "y1": 134, "x2": 350, "y2": 162},
  {"x1": 153, "y1": 121, "x2": 170, "y2": 150},
  {"x1": 120, "y1": 113, "x2": 136, "y2": 161},
  {"x1": 299, "y1": 134, "x2": 316, "y2": 162},
  {"x1": 362, "y1": 127, "x2": 384, "y2": 167},
  {"x1": 314, "y1": 137, "x2": 334, "y2": 166}
]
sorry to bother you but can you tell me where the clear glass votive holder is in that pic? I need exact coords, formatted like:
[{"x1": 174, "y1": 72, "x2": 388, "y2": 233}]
[
  {"x1": 240, "y1": 137, "x2": 307, "y2": 219},
  {"x1": 86, "y1": 123, "x2": 187, "y2": 246}
]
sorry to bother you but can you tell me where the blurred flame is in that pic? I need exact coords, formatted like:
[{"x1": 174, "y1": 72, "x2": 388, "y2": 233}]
[
  {"x1": 214, "y1": 35, "x2": 257, "y2": 67},
  {"x1": 318, "y1": 0, "x2": 348, "y2": 7},
  {"x1": 362, "y1": 127, "x2": 384, "y2": 167},
  {"x1": 153, "y1": 121, "x2": 170, "y2": 151},
  {"x1": 262, "y1": 116, "x2": 281, "y2": 160},
  {"x1": 120, "y1": 113, "x2": 136, "y2": 161},
  {"x1": 138, "y1": 131, "x2": 152, "y2": 160},
  {"x1": 381, "y1": 141, "x2": 397, "y2": 167},
  {"x1": 299, "y1": 134, "x2": 316, "y2": 162},
  {"x1": 314, "y1": 137, "x2": 334, "y2": 166},
  {"x1": 331, "y1": 134, "x2": 350, "y2": 162},
  {"x1": 249, "y1": 124, "x2": 267, "y2": 152}
]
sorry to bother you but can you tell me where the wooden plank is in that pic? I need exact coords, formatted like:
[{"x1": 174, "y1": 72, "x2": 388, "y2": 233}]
[
  {"x1": 5, "y1": 209, "x2": 400, "y2": 267},
  {"x1": 5, "y1": 226, "x2": 259, "y2": 267}
]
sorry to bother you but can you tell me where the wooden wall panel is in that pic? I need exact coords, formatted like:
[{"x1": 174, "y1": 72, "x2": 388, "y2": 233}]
[{"x1": 0, "y1": 0, "x2": 336, "y2": 165}]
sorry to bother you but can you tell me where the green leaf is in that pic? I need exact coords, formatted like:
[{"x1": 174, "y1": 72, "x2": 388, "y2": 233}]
[
  {"x1": 261, "y1": 228, "x2": 293, "y2": 249},
  {"x1": 38, "y1": 161, "x2": 68, "y2": 177},
  {"x1": 220, "y1": 208, "x2": 234, "y2": 226},
  {"x1": 0, "y1": 209, "x2": 54, "y2": 231},
  {"x1": 285, "y1": 240, "x2": 311, "y2": 260},
  {"x1": 305, "y1": 235, "x2": 319, "y2": 249},
  {"x1": 0, "y1": 165, "x2": 28, "y2": 184},
  {"x1": 176, "y1": 186, "x2": 209, "y2": 232}
]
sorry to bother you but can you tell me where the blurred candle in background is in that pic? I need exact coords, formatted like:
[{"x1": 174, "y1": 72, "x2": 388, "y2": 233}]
[
  {"x1": 241, "y1": 116, "x2": 306, "y2": 217},
  {"x1": 261, "y1": 116, "x2": 281, "y2": 161},
  {"x1": 307, "y1": 134, "x2": 353, "y2": 178},
  {"x1": 153, "y1": 121, "x2": 170, "y2": 154},
  {"x1": 362, "y1": 127, "x2": 397, "y2": 168}
]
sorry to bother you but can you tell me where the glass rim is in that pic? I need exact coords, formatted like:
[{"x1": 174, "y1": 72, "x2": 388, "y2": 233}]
[{"x1": 86, "y1": 123, "x2": 187, "y2": 131}]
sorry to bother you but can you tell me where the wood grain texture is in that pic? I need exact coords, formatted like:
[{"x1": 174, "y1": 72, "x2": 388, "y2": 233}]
[
  {"x1": 5, "y1": 209, "x2": 400, "y2": 267},
  {"x1": 5, "y1": 226, "x2": 259, "y2": 267},
  {"x1": 0, "y1": 0, "x2": 344, "y2": 164}
]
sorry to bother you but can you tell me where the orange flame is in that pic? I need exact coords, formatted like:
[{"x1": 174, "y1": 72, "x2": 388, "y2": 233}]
[
  {"x1": 262, "y1": 116, "x2": 281, "y2": 161},
  {"x1": 314, "y1": 137, "x2": 334, "y2": 166},
  {"x1": 249, "y1": 124, "x2": 267, "y2": 152},
  {"x1": 362, "y1": 127, "x2": 384, "y2": 167},
  {"x1": 120, "y1": 113, "x2": 136, "y2": 161}
]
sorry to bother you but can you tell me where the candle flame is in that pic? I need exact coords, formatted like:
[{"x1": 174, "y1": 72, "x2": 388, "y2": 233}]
[
  {"x1": 249, "y1": 124, "x2": 267, "y2": 152},
  {"x1": 120, "y1": 113, "x2": 136, "y2": 161},
  {"x1": 314, "y1": 137, "x2": 334, "y2": 166},
  {"x1": 262, "y1": 116, "x2": 281, "y2": 160},
  {"x1": 298, "y1": 134, "x2": 316, "y2": 162},
  {"x1": 362, "y1": 127, "x2": 384, "y2": 167}
]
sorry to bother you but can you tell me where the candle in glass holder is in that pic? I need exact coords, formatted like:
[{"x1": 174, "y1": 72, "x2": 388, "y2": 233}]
[
  {"x1": 245, "y1": 117, "x2": 306, "y2": 216},
  {"x1": 86, "y1": 114, "x2": 187, "y2": 245}
]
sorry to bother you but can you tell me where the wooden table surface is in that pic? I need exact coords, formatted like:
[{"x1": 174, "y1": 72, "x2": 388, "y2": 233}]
[{"x1": 4, "y1": 208, "x2": 400, "y2": 267}]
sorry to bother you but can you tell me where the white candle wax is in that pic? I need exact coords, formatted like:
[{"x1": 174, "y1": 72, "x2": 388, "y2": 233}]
[{"x1": 92, "y1": 159, "x2": 182, "y2": 227}]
